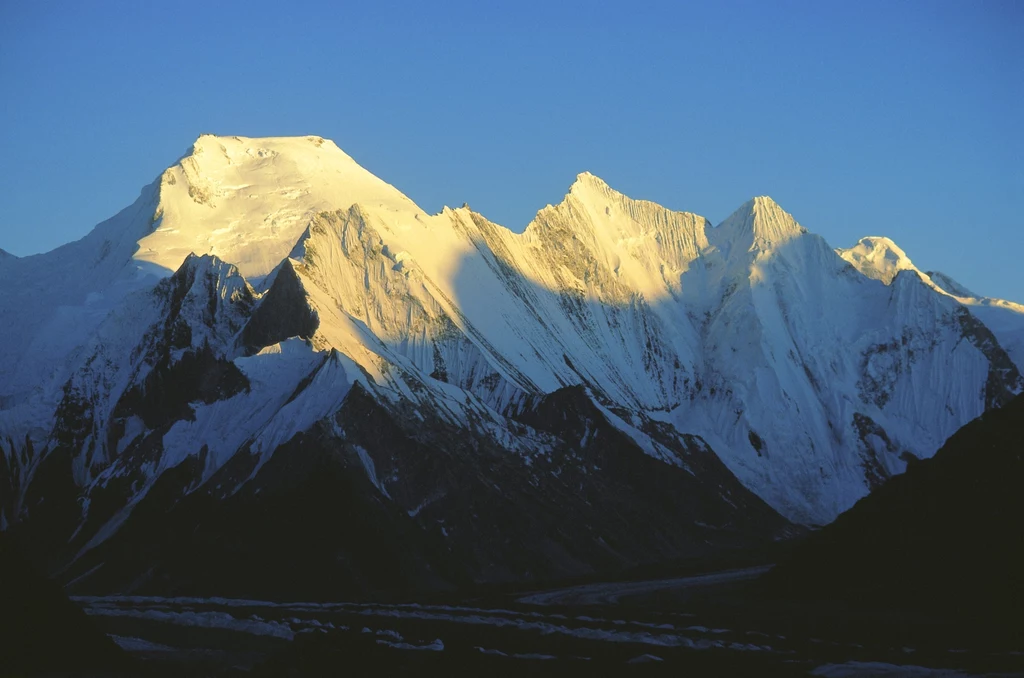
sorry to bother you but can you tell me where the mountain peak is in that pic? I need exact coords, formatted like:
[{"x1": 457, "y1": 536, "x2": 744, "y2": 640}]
[
  {"x1": 715, "y1": 195, "x2": 806, "y2": 249},
  {"x1": 571, "y1": 170, "x2": 609, "y2": 186},
  {"x1": 837, "y1": 236, "x2": 919, "y2": 285},
  {"x1": 521, "y1": 172, "x2": 712, "y2": 286},
  {"x1": 566, "y1": 171, "x2": 616, "y2": 203},
  {"x1": 134, "y1": 134, "x2": 422, "y2": 280}
]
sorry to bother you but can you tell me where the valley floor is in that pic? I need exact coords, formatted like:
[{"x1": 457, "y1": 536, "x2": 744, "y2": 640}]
[{"x1": 68, "y1": 566, "x2": 1022, "y2": 677}]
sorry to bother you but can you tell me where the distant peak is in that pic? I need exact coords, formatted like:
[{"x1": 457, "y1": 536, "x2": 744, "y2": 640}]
[
  {"x1": 573, "y1": 170, "x2": 607, "y2": 185},
  {"x1": 568, "y1": 171, "x2": 614, "y2": 198},
  {"x1": 552, "y1": 170, "x2": 622, "y2": 215},
  {"x1": 557, "y1": 171, "x2": 708, "y2": 226},
  {"x1": 851, "y1": 235, "x2": 905, "y2": 254},
  {"x1": 747, "y1": 195, "x2": 793, "y2": 219},
  {"x1": 750, "y1": 195, "x2": 780, "y2": 209},
  {"x1": 837, "y1": 236, "x2": 918, "y2": 285},
  {"x1": 715, "y1": 195, "x2": 806, "y2": 247},
  {"x1": 525, "y1": 172, "x2": 711, "y2": 259}
]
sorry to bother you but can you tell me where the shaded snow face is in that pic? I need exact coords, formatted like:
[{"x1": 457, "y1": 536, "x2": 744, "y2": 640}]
[{"x1": 1, "y1": 133, "x2": 1022, "y2": 560}]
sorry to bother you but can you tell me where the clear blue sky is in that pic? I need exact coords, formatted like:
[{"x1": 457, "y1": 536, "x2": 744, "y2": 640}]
[{"x1": 2, "y1": 0, "x2": 1022, "y2": 300}]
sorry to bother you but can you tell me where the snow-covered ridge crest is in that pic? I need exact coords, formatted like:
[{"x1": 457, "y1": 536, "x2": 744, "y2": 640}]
[{"x1": 927, "y1": 270, "x2": 976, "y2": 299}]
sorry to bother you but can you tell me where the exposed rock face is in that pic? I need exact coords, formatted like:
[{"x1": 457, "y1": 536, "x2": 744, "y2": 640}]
[{"x1": 241, "y1": 258, "x2": 318, "y2": 352}]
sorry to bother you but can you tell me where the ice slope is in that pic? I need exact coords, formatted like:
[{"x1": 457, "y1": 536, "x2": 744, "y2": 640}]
[
  {"x1": 684, "y1": 213, "x2": 1013, "y2": 521},
  {"x1": 0, "y1": 180, "x2": 167, "y2": 407},
  {"x1": 1, "y1": 134, "x2": 1021, "y2": 531}
]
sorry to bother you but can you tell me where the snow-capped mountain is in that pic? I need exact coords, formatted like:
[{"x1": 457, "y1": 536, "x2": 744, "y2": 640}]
[{"x1": 1, "y1": 135, "x2": 1020, "y2": 595}]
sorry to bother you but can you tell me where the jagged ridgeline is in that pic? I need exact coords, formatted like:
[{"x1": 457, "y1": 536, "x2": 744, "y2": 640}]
[{"x1": 0, "y1": 135, "x2": 1021, "y2": 597}]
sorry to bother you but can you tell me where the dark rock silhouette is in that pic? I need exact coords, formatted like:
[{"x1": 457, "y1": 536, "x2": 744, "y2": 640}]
[
  {"x1": 0, "y1": 531, "x2": 130, "y2": 675},
  {"x1": 761, "y1": 393, "x2": 1024, "y2": 624}
]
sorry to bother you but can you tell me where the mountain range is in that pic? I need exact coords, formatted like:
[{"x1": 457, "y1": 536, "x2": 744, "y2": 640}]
[{"x1": 1, "y1": 134, "x2": 1021, "y2": 596}]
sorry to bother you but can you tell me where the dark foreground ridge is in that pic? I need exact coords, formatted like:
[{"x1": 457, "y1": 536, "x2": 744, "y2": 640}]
[
  {"x1": 0, "y1": 531, "x2": 131, "y2": 676},
  {"x1": 4, "y1": 395, "x2": 1023, "y2": 676},
  {"x1": 761, "y1": 391, "x2": 1024, "y2": 629}
]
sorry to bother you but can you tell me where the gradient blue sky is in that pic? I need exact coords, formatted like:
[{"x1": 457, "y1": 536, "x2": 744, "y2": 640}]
[{"x1": 2, "y1": 1, "x2": 1022, "y2": 300}]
